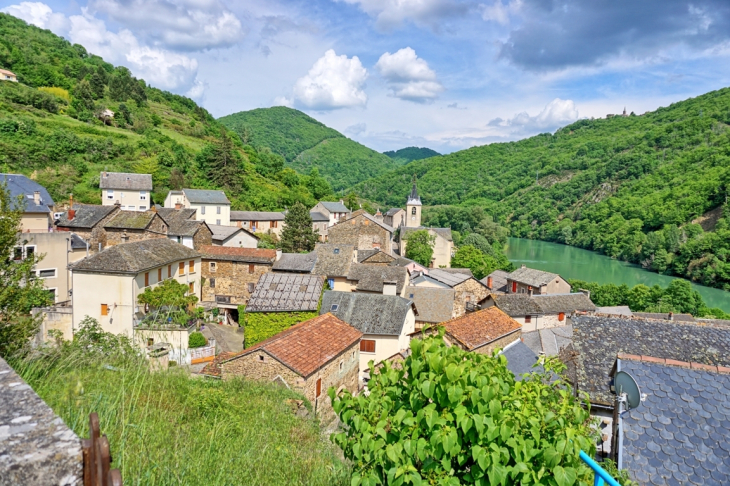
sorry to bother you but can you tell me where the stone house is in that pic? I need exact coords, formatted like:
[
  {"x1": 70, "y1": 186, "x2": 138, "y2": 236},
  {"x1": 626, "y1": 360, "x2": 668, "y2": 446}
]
[
  {"x1": 312, "y1": 243, "x2": 356, "y2": 291},
  {"x1": 156, "y1": 207, "x2": 212, "y2": 250},
  {"x1": 404, "y1": 287, "x2": 455, "y2": 330},
  {"x1": 383, "y1": 208, "x2": 405, "y2": 229},
  {"x1": 200, "y1": 245, "x2": 277, "y2": 316},
  {"x1": 422, "y1": 307, "x2": 522, "y2": 356},
  {"x1": 103, "y1": 210, "x2": 169, "y2": 246},
  {"x1": 481, "y1": 292, "x2": 596, "y2": 331},
  {"x1": 56, "y1": 204, "x2": 121, "y2": 251},
  {"x1": 218, "y1": 313, "x2": 362, "y2": 420},
  {"x1": 410, "y1": 268, "x2": 489, "y2": 316},
  {"x1": 327, "y1": 209, "x2": 394, "y2": 254},
  {"x1": 321, "y1": 291, "x2": 416, "y2": 380},
  {"x1": 505, "y1": 265, "x2": 571, "y2": 295},
  {"x1": 230, "y1": 211, "x2": 285, "y2": 237},
  {"x1": 164, "y1": 189, "x2": 231, "y2": 226},
  {"x1": 357, "y1": 249, "x2": 396, "y2": 266},
  {"x1": 1, "y1": 174, "x2": 55, "y2": 232},
  {"x1": 345, "y1": 264, "x2": 409, "y2": 297},
  {"x1": 311, "y1": 201, "x2": 351, "y2": 227},
  {"x1": 99, "y1": 172, "x2": 153, "y2": 211},
  {"x1": 310, "y1": 211, "x2": 330, "y2": 241},
  {"x1": 209, "y1": 224, "x2": 258, "y2": 248}
]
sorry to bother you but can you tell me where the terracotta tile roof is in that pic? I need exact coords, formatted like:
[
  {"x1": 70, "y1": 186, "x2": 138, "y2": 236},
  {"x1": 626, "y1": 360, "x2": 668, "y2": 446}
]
[
  {"x1": 199, "y1": 245, "x2": 276, "y2": 264},
  {"x1": 224, "y1": 314, "x2": 362, "y2": 378},
  {"x1": 200, "y1": 352, "x2": 236, "y2": 377},
  {"x1": 441, "y1": 307, "x2": 521, "y2": 351}
]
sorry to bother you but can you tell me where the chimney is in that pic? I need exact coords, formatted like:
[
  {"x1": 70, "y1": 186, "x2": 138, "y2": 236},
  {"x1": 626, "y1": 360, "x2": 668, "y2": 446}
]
[
  {"x1": 487, "y1": 276, "x2": 493, "y2": 289},
  {"x1": 69, "y1": 193, "x2": 74, "y2": 209},
  {"x1": 668, "y1": 312, "x2": 674, "y2": 321},
  {"x1": 383, "y1": 280, "x2": 397, "y2": 296},
  {"x1": 175, "y1": 202, "x2": 182, "y2": 210},
  {"x1": 579, "y1": 288, "x2": 591, "y2": 299},
  {"x1": 276, "y1": 249, "x2": 282, "y2": 261},
  {"x1": 33, "y1": 191, "x2": 40, "y2": 205},
  {"x1": 68, "y1": 209, "x2": 76, "y2": 221},
  {"x1": 527, "y1": 286, "x2": 533, "y2": 297}
]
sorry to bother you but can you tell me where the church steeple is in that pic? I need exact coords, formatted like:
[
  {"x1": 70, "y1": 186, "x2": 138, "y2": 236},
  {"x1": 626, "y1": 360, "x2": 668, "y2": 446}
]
[
  {"x1": 405, "y1": 174, "x2": 422, "y2": 228},
  {"x1": 406, "y1": 174, "x2": 421, "y2": 207}
]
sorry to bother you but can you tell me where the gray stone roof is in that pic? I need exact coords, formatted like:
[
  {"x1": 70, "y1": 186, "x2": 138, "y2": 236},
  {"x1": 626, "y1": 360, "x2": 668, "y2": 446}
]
[
  {"x1": 230, "y1": 211, "x2": 285, "y2": 221},
  {"x1": 405, "y1": 287, "x2": 454, "y2": 323},
  {"x1": 522, "y1": 326, "x2": 573, "y2": 357},
  {"x1": 313, "y1": 244, "x2": 354, "y2": 277},
  {"x1": 438, "y1": 268, "x2": 473, "y2": 277},
  {"x1": 347, "y1": 264, "x2": 408, "y2": 294},
  {"x1": 99, "y1": 172, "x2": 152, "y2": 190},
  {"x1": 69, "y1": 233, "x2": 88, "y2": 249},
  {"x1": 318, "y1": 201, "x2": 349, "y2": 213},
  {"x1": 427, "y1": 268, "x2": 472, "y2": 287},
  {"x1": 70, "y1": 238, "x2": 200, "y2": 274},
  {"x1": 507, "y1": 266, "x2": 560, "y2": 288},
  {"x1": 57, "y1": 204, "x2": 117, "y2": 229},
  {"x1": 246, "y1": 273, "x2": 324, "y2": 312},
  {"x1": 208, "y1": 224, "x2": 253, "y2": 242},
  {"x1": 356, "y1": 249, "x2": 379, "y2": 262},
  {"x1": 0, "y1": 174, "x2": 54, "y2": 213},
  {"x1": 618, "y1": 358, "x2": 730, "y2": 485},
  {"x1": 272, "y1": 253, "x2": 317, "y2": 273},
  {"x1": 156, "y1": 208, "x2": 204, "y2": 237},
  {"x1": 321, "y1": 291, "x2": 413, "y2": 336},
  {"x1": 482, "y1": 269, "x2": 509, "y2": 293},
  {"x1": 183, "y1": 189, "x2": 230, "y2": 205},
  {"x1": 572, "y1": 315, "x2": 730, "y2": 406},
  {"x1": 309, "y1": 211, "x2": 329, "y2": 222},
  {"x1": 502, "y1": 341, "x2": 544, "y2": 380},
  {"x1": 401, "y1": 226, "x2": 452, "y2": 242},
  {"x1": 156, "y1": 207, "x2": 196, "y2": 223},
  {"x1": 633, "y1": 312, "x2": 696, "y2": 322},
  {"x1": 595, "y1": 306, "x2": 633, "y2": 316},
  {"x1": 103, "y1": 210, "x2": 157, "y2": 230},
  {"x1": 385, "y1": 208, "x2": 403, "y2": 216},
  {"x1": 489, "y1": 294, "x2": 542, "y2": 315},
  {"x1": 531, "y1": 293, "x2": 596, "y2": 313}
]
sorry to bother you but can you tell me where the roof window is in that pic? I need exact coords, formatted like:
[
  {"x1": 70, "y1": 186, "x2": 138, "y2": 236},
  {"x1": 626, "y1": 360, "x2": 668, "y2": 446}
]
[
  {"x1": 331, "y1": 304, "x2": 339, "y2": 311},
  {"x1": 409, "y1": 294, "x2": 414, "y2": 299}
]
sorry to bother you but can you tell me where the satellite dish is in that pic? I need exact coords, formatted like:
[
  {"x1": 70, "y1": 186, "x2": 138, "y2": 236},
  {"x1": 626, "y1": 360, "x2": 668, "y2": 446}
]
[{"x1": 614, "y1": 371, "x2": 642, "y2": 410}]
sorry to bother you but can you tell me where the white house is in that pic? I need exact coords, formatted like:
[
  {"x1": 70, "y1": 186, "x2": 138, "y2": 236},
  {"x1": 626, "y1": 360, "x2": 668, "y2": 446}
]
[
  {"x1": 209, "y1": 224, "x2": 259, "y2": 248},
  {"x1": 164, "y1": 189, "x2": 231, "y2": 226},
  {"x1": 311, "y1": 201, "x2": 351, "y2": 227},
  {"x1": 100, "y1": 172, "x2": 153, "y2": 211}
]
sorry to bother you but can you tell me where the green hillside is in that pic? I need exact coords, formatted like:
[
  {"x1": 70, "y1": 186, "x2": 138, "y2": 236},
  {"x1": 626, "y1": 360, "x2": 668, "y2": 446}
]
[
  {"x1": 218, "y1": 106, "x2": 400, "y2": 191},
  {"x1": 0, "y1": 13, "x2": 333, "y2": 210},
  {"x1": 384, "y1": 146, "x2": 440, "y2": 163},
  {"x1": 354, "y1": 89, "x2": 730, "y2": 291}
]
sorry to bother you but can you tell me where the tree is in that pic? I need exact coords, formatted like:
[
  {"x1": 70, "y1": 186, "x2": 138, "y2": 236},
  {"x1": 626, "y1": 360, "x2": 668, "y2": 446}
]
[
  {"x1": 137, "y1": 279, "x2": 198, "y2": 310},
  {"x1": 71, "y1": 78, "x2": 95, "y2": 113},
  {"x1": 305, "y1": 168, "x2": 333, "y2": 200},
  {"x1": 461, "y1": 233, "x2": 495, "y2": 256},
  {"x1": 195, "y1": 130, "x2": 245, "y2": 192},
  {"x1": 0, "y1": 184, "x2": 53, "y2": 357},
  {"x1": 405, "y1": 230, "x2": 434, "y2": 266},
  {"x1": 280, "y1": 202, "x2": 318, "y2": 253},
  {"x1": 330, "y1": 332, "x2": 596, "y2": 485},
  {"x1": 344, "y1": 192, "x2": 359, "y2": 211},
  {"x1": 450, "y1": 245, "x2": 498, "y2": 280}
]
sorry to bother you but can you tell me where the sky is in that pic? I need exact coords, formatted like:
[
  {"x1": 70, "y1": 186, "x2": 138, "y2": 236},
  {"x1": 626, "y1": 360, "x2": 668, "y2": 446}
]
[{"x1": 3, "y1": 0, "x2": 730, "y2": 154}]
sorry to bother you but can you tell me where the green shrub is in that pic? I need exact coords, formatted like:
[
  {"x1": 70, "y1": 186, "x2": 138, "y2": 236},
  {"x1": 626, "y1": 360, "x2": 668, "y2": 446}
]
[
  {"x1": 244, "y1": 311, "x2": 317, "y2": 348},
  {"x1": 188, "y1": 332, "x2": 207, "y2": 348}
]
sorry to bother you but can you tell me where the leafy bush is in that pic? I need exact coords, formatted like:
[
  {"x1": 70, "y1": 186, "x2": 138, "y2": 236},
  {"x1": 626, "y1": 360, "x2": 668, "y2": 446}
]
[
  {"x1": 188, "y1": 332, "x2": 207, "y2": 348},
  {"x1": 331, "y1": 332, "x2": 597, "y2": 485},
  {"x1": 38, "y1": 86, "x2": 70, "y2": 102},
  {"x1": 244, "y1": 311, "x2": 317, "y2": 348},
  {"x1": 404, "y1": 229, "x2": 435, "y2": 266}
]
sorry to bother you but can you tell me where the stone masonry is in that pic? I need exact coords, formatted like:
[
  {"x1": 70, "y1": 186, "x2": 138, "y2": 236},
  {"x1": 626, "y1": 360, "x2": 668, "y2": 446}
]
[
  {"x1": 452, "y1": 279, "x2": 490, "y2": 316},
  {"x1": 328, "y1": 212, "x2": 392, "y2": 254},
  {"x1": 105, "y1": 213, "x2": 169, "y2": 246},
  {"x1": 192, "y1": 225, "x2": 213, "y2": 249},
  {"x1": 202, "y1": 259, "x2": 272, "y2": 306}
]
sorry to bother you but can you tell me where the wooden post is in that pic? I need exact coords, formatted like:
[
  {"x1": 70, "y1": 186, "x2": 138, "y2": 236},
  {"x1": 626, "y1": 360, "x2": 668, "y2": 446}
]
[{"x1": 82, "y1": 412, "x2": 122, "y2": 485}]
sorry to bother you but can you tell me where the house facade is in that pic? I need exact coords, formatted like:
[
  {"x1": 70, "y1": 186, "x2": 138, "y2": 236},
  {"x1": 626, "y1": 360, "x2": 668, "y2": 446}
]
[
  {"x1": 383, "y1": 208, "x2": 405, "y2": 229},
  {"x1": 103, "y1": 211, "x2": 169, "y2": 246},
  {"x1": 156, "y1": 207, "x2": 212, "y2": 250},
  {"x1": 425, "y1": 307, "x2": 522, "y2": 356},
  {"x1": 410, "y1": 269, "x2": 489, "y2": 316},
  {"x1": 1, "y1": 68, "x2": 18, "y2": 82},
  {"x1": 209, "y1": 224, "x2": 258, "y2": 248},
  {"x1": 164, "y1": 189, "x2": 231, "y2": 226},
  {"x1": 400, "y1": 227, "x2": 453, "y2": 268},
  {"x1": 327, "y1": 210, "x2": 394, "y2": 254},
  {"x1": 481, "y1": 292, "x2": 596, "y2": 331},
  {"x1": 99, "y1": 172, "x2": 153, "y2": 211},
  {"x1": 505, "y1": 265, "x2": 571, "y2": 295},
  {"x1": 310, "y1": 211, "x2": 330, "y2": 241},
  {"x1": 1, "y1": 174, "x2": 55, "y2": 232},
  {"x1": 230, "y1": 211, "x2": 285, "y2": 236},
  {"x1": 56, "y1": 204, "x2": 120, "y2": 252},
  {"x1": 311, "y1": 201, "x2": 351, "y2": 227}
]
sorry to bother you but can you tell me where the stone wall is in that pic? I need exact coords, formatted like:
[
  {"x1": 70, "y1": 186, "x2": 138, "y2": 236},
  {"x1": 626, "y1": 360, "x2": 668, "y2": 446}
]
[
  {"x1": 452, "y1": 279, "x2": 489, "y2": 317},
  {"x1": 192, "y1": 225, "x2": 213, "y2": 249},
  {"x1": 201, "y1": 259, "x2": 272, "y2": 306},
  {"x1": 33, "y1": 304, "x2": 73, "y2": 343},
  {"x1": 328, "y1": 214, "x2": 392, "y2": 254},
  {"x1": 58, "y1": 206, "x2": 120, "y2": 252},
  {"x1": 105, "y1": 215, "x2": 168, "y2": 247}
]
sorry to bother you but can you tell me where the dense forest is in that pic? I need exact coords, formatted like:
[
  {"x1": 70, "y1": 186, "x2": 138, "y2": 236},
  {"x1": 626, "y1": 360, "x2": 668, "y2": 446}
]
[
  {"x1": 218, "y1": 106, "x2": 400, "y2": 191},
  {"x1": 0, "y1": 13, "x2": 334, "y2": 210},
  {"x1": 383, "y1": 146, "x2": 440, "y2": 163},
  {"x1": 353, "y1": 90, "x2": 730, "y2": 291}
]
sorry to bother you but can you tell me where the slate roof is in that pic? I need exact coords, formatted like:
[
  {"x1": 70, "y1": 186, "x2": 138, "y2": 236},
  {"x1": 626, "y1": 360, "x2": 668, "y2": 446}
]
[
  {"x1": 502, "y1": 341, "x2": 544, "y2": 380},
  {"x1": 482, "y1": 269, "x2": 509, "y2": 293},
  {"x1": 0, "y1": 174, "x2": 54, "y2": 213},
  {"x1": 633, "y1": 312, "x2": 696, "y2": 322},
  {"x1": 223, "y1": 314, "x2": 362, "y2": 378},
  {"x1": 246, "y1": 273, "x2": 324, "y2": 312},
  {"x1": 168, "y1": 220, "x2": 206, "y2": 237},
  {"x1": 571, "y1": 315, "x2": 730, "y2": 406},
  {"x1": 506, "y1": 266, "x2": 560, "y2": 288},
  {"x1": 103, "y1": 211, "x2": 157, "y2": 230},
  {"x1": 405, "y1": 287, "x2": 455, "y2": 323},
  {"x1": 69, "y1": 234, "x2": 88, "y2": 250},
  {"x1": 618, "y1": 357, "x2": 730, "y2": 485},
  {"x1": 356, "y1": 249, "x2": 379, "y2": 262},
  {"x1": 321, "y1": 291, "x2": 413, "y2": 336},
  {"x1": 156, "y1": 207, "x2": 197, "y2": 224},
  {"x1": 99, "y1": 172, "x2": 152, "y2": 191},
  {"x1": 230, "y1": 211, "x2": 285, "y2": 221},
  {"x1": 401, "y1": 226, "x2": 453, "y2": 241},
  {"x1": 70, "y1": 238, "x2": 200, "y2": 274},
  {"x1": 56, "y1": 204, "x2": 117, "y2": 229},
  {"x1": 427, "y1": 268, "x2": 473, "y2": 287},
  {"x1": 272, "y1": 253, "x2": 317, "y2": 273},
  {"x1": 439, "y1": 268, "x2": 473, "y2": 277},
  {"x1": 309, "y1": 211, "x2": 329, "y2": 222},
  {"x1": 596, "y1": 306, "x2": 633, "y2": 316},
  {"x1": 357, "y1": 249, "x2": 395, "y2": 264},
  {"x1": 318, "y1": 201, "x2": 350, "y2": 213},
  {"x1": 208, "y1": 224, "x2": 256, "y2": 243},
  {"x1": 531, "y1": 293, "x2": 596, "y2": 313},
  {"x1": 183, "y1": 189, "x2": 230, "y2": 205},
  {"x1": 385, "y1": 208, "x2": 403, "y2": 216},
  {"x1": 313, "y1": 244, "x2": 354, "y2": 277},
  {"x1": 440, "y1": 307, "x2": 521, "y2": 351},
  {"x1": 522, "y1": 326, "x2": 573, "y2": 357},
  {"x1": 199, "y1": 245, "x2": 276, "y2": 264},
  {"x1": 347, "y1": 264, "x2": 408, "y2": 294}
]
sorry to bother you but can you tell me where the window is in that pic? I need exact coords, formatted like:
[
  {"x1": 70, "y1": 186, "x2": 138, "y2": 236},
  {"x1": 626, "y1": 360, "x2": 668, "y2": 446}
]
[
  {"x1": 331, "y1": 304, "x2": 339, "y2": 312},
  {"x1": 201, "y1": 206, "x2": 206, "y2": 215},
  {"x1": 339, "y1": 361, "x2": 344, "y2": 371},
  {"x1": 139, "y1": 206, "x2": 147, "y2": 211},
  {"x1": 216, "y1": 219, "x2": 221, "y2": 225},
  {"x1": 179, "y1": 262, "x2": 185, "y2": 274},
  {"x1": 352, "y1": 351, "x2": 356, "y2": 360},
  {"x1": 271, "y1": 221, "x2": 278, "y2": 228},
  {"x1": 327, "y1": 278, "x2": 335, "y2": 289},
  {"x1": 216, "y1": 206, "x2": 221, "y2": 215},
  {"x1": 140, "y1": 191, "x2": 147, "y2": 200},
  {"x1": 363, "y1": 220, "x2": 369, "y2": 225},
  {"x1": 38, "y1": 269, "x2": 56, "y2": 278},
  {"x1": 210, "y1": 278, "x2": 216, "y2": 288},
  {"x1": 558, "y1": 312, "x2": 565, "y2": 322},
  {"x1": 25, "y1": 246, "x2": 35, "y2": 259},
  {"x1": 107, "y1": 190, "x2": 114, "y2": 200},
  {"x1": 360, "y1": 340, "x2": 376, "y2": 353},
  {"x1": 210, "y1": 262, "x2": 217, "y2": 272},
  {"x1": 101, "y1": 304, "x2": 108, "y2": 316},
  {"x1": 248, "y1": 283, "x2": 255, "y2": 293},
  {"x1": 511, "y1": 281, "x2": 517, "y2": 293},
  {"x1": 524, "y1": 315, "x2": 532, "y2": 324},
  {"x1": 409, "y1": 293, "x2": 414, "y2": 299},
  {"x1": 189, "y1": 260, "x2": 194, "y2": 273},
  {"x1": 412, "y1": 207, "x2": 417, "y2": 215},
  {"x1": 147, "y1": 338, "x2": 154, "y2": 346},
  {"x1": 189, "y1": 282, "x2": 194, "y2": 294},
  {"x1": 316, "y1": 378, "x2": 322, "y2": 398},
  {"x1": 45, "y1": 288, "x2": 56, "y2": 301},
  {"x1": 145, "y1": 272, "x2": 150, "y2": 287},
  {"x1": 13, "y1": 247, "x2": 23, "y2": 261},
  {"x1": 248, "y1": 264, "x2": 255, "y2": 274},
  {"x1": 158, "y1": 268, "x2": 162, "y2": 281},
  {"x1": 259, "y1": 355, "x2": 265, "y2": 362},
  {"x1": 168, "y1": 265, "x2": 172, "y2": 278},
  {"x1": 333, "y1": 248, "x2": 340, "y2": 254}
]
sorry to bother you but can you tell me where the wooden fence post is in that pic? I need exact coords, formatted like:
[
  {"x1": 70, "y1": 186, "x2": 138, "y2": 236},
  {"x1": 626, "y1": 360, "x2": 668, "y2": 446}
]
[{"x1": 82, "y1": 412, "x2": 122, "y2": 486}]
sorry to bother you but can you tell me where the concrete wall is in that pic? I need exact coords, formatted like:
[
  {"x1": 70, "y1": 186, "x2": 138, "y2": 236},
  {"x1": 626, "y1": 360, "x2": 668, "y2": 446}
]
[
  {"x1": 133, "y1": 328, "x2": 191, "y2": 365},
  {"x1": 360, "y1": 334, "x2": 400, "y2": 379},
  {"x1": 218, "y1": 231, "x2": 258, "y2": 248},
  {"x1": 20, "y1": 213, "x2": 50, "y2": 232},
  {"x1": 21, "y1": 232, "x2": 87, "y2": 303},
  {"x1": 191, "y1": 203, "x2": 230, "y2": 227},
  {"x1": 102, "y1": 189, "x2": 150, "y2": 211},
  {"x1": 201, "y1": 259, "x2": 272, "y2": 306},
  {"x1": 34, "y1": 304, "x2": 73, "y2": 342}
]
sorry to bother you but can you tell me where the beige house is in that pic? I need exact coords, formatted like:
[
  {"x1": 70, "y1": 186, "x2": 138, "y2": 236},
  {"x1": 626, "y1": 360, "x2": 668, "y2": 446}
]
[
  {"x1": 1, "y1": 174, "x2": 55, "y2": 232},
  {"x1": 164, "y1": 189, "x2": 231, "y2": 226},
  {"x1": 1, "y1": 68, "x2": 18, "y2": 82},
  {"x1": 99, "y1": 172, "x2": 153, "y2": 211},
  {"x1": 156, "y1": 208, "x2": 213, "y2": 250},
  {"x1": 383, "y1": 208, "x2": 406, "y2": 229},
  {"x1": 322, "y1": 291, "x2": 416, "y2": 381},
  {"x1": 230, "y1": 211, "x2": 285, "y2": 237},
  {"x1": 481, "y1": 292, "x2": 596, "y2": 332},
  {"x1": 505, "y1": 265, "x2": 571, "y2": 295},
  {"x1": 311, "y1": 201, "x2": 351, "y2": 227},
  {"x1": 209, "y1": 224, "x2": 258, "y2": 248},
  {"x1": 70, "y1": 238, "x2": 201, "y2": 338},
  {"x1": 400, "y1": 227, "x2": 454, "y2": 268},
  {"x1": 310, "y1": 211, "x2": 330, "y2": 241},
  {"x1": 328, "y1": 210, "x2": 394, "y2": 254}
]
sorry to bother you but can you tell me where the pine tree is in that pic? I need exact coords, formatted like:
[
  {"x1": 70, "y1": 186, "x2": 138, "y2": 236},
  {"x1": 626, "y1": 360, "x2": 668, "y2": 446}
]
[
  {"x1": 195, "y1": 130, "x2": 244, "y2": 191},
  {"x1": 281, "y1": 202, "x2": 318, "y2": 253}
]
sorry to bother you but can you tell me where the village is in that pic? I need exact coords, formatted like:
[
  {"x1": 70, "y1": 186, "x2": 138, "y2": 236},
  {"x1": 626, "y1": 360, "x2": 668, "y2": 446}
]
[{"x1": 3, "y1": 168, "x2": 730, "y2": 485}]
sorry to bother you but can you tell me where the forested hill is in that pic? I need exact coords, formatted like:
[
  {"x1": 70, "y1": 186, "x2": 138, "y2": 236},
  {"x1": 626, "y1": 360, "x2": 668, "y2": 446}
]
[
  {"x1": 0, "y1": 13, "x2": 335, "y2": 211},
  {"x1": 384, "y1": 146, "x2": 440, "y2": 163},
  {"x1": 218, "y1": 106, "x2": 400, "y2": 191},
  {"x1": 353, "y1": 88, "x2": 730, "y2": 291}
]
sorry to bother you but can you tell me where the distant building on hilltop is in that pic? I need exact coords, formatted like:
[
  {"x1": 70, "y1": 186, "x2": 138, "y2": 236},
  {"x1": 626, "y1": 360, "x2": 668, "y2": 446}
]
[{"x1": 0, "y1": 68, "x2": 17, "y2": 82}]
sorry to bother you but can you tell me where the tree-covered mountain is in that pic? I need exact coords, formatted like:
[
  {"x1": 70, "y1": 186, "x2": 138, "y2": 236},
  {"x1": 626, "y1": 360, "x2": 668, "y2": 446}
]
[
  {"x1": 218, "y1": 106, "x2": 400, "y2": 191},
  {"x1": 0, "y1": 13, "x2": 334, "y2": 210},
  {"x1": 353, "y1": 88, "x2": 730, "y2": 291},
  {"x1": 383, "y1": 146, "x2": 440, "y2": 163}
]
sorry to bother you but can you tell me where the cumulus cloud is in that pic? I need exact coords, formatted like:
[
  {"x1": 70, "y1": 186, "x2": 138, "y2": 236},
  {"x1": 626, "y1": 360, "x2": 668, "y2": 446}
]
[
  {"x1": 345, "y1": 122, "x2": 367, "y2": 135},
  {"x1": 479, "y1": 0, "x2": 522, "y2": 24},
  {"x1": 337, "y1": 0, "x2": 470, "y2": 30},
  {"x1": 1, "y1": 2, "x2": 69, "y2": 32},
  {"x1": 488, "y1": 98, "x2": 579, "y2": 133},
  {"x1": 375, "y1": 48, "x2": 444, "y2": 102},
  {"x1": 499, "y1": 0, "x2": 730, "y2": 71},
  {"x1": 283, "y1": 49, "x2": 368, "y2": 110},
  {"x1": 87, "y1": 0, "x2": 243, "y2": 51}
]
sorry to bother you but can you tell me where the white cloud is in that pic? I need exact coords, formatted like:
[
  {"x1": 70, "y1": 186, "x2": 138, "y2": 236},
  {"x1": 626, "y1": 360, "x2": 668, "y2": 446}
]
[
  {"x1": 376, "y1": 47, "x2": 444, "y2": 102},
  {"x1": 87, "y1": 0, "x2": 243, "y2": 51},
  {"x1": 0, "y1": 2, "x2": 69, "y2": 32},
  {"x1": 345, "y1": 122, "x2": 367, "y2": 135},
  {"x1": 283, "y1": 49, "x2": 368, "y2": 110},
  {"x1": 478, "y1": 0, "x2": 522, "y2": 24},
  {"x1": 488, "y1": 98, "x2": 580, "y2": 133},
  {"x1": 337, "y1": 0, "x2": 469, "y2": 30}
]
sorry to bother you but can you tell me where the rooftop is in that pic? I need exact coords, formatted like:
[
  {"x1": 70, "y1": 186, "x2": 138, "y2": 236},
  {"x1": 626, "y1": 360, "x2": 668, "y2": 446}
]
[
  {"x1": 183, "y1": 189, "x2": 230, "y2": 205},
  {"x1": 70, "y1": 238, "x2": 200, "y2": 274},
  {"x1": 57, "y1": 204, "x2": 117, "y2": 229},
  {"x1": 223, "y1": 313, "x2": 362, "y2": 378},
  {"x1": 440, "y1": 307, "x2": 521, "y2": 351},
  {"x1": 426, "y1": 268, "x2": 473, "y2": 287},
  {"x1": 502, "y1": 341, "x2": 544, "y2": 380},
  {"x1": 103, "y1": 210, "x2": 157, "y2": 230},
  {"x1": 208, "y1": 224, "x2": 256, "y2": 242},
  {"x1": 246, "y1": 273, "x2": 324, "y2": 312},
  {"x1": 199, "y1": 245, "x2": 276, "y2": 264},
  {"x1": 317, "y1": 201, "x2": 350, "y2": 213},
  {"x1": 347, "y1": 263, "x2": 408, "y2": 294},
  {"x1": 489, "y1": 292, "x2": 595, "y2": 315},
  {"x1": 156, "y1": 207, "x2": 197, "y2": 224},
  {"x1": 482, "y1": 269, "x2": 509, "y2": 293},
  {"x1": 385, "y1": 207, "x2": 403, "y2": 216},
  {"x1": 272, "y1": 253, "x2": 317, "y2": 273},
  {"x1": 312, "y1": 244, "x2": 355, "y2": 277},
  {"x1": 0, "y1": 174, "x2": 54, "y2": 213},
  {"x1": 506, "y1": 266, "x2": 560, "y2": 288},
  {"x1": 321, "y1": 291, "x2": 414, "y2": 336},
  {"x1": 309, "y1": 211, "x2": 329, "y2": 222},
  {"x1": 522, "y1": 325, "x2": 573, "y2": 357},
  {"x1": 99, "y1": 172, "x2": 152, "y2": 191},
  {"x1": 401, "y1": 226, "x2": 453, "y2": 242},
  {"x1": 405, "y1": 287, "x2": 455, "y2": 323},
  {"x1": 230, "y1": 211, "x2": 285, "y2": 221},
  {"x1": 342, "y1": 209, "x2": 394, "y2": 233}
]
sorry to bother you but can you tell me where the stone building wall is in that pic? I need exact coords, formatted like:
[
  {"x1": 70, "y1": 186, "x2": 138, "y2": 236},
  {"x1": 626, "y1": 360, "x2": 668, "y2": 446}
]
[
  {"x1": 192, "y1": 226, "x2": 213, "y2": 249},
  {"x1": 328, "y1": 214, "x2": 392, "y2": 254},
  {"x1": 201, "y1": 259, "x2": 272, "y2": 305},
  {"x1": 60, "y1": 206, "x2": 120, "y2": 252},
  {"x1": 33, "y1": 304, "x2": 73, "y2": 342},
  {"x1": 452, "y1": 279, "x2": 489, "y2": 316},
  {"x1": 106, "y1": 215, "x2": 168, "y2": 247}
]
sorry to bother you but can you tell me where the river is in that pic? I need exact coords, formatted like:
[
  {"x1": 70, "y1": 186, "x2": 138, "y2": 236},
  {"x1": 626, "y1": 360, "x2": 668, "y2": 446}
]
[{"x1": 504, "y1": 237, "x2": 730, "y2": 313}]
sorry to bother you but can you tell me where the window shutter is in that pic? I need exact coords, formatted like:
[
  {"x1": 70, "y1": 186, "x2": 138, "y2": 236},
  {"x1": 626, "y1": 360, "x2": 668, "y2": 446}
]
[
  {"x1": 158, "y1": 268, "x2": 162, "y2": 281},
  {"x1": 559, "y1": 312, "x2": 565, "y2": 322},
  {"x1": 248, "y1": 264, "x2": 255, "y2": 274},
  {"x1": 360, "y1": 340, "x2": 375, "y2": 353},
  {"x1": 168, "y1": 265, "x2": 172, "y2": 278},
  {"x1": 316, "y1": 378, "x2": 322, "y2": 398},
  {"x1": 189, "y1": 260, "x2": 194, "y2": 272},
  {"x1": 101, "y1": 304, "x2": 108, "y2": 316},
  {"x1": 512, "y1": 281, "x2": 517, "y2": 293},
  {"x1": 525, "y1": 315, "x2": 532, "y2": 323},
  {"x1": 145, "y1": 272, "x2": 149, "y2": 287},
  {"x1": 179, "y1": 262, "x2": 185, "y2": 274}
]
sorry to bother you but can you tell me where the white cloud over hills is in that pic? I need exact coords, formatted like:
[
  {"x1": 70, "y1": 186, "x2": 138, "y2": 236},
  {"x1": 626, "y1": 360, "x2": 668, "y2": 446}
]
[{"x1": 375, "y1": 47, "x2": 444, "y2": 102}]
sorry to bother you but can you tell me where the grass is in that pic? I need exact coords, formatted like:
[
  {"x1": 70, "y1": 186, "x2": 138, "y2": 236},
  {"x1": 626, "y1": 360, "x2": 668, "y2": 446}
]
[{"x1": 12, "y1": 345, "x2": 349, "y2": 486}]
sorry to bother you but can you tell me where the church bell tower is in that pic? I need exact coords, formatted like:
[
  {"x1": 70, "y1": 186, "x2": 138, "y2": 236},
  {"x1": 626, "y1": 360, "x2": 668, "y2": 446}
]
[{"x1": 406, "y1": 174, "x2": 422, "y2": 228}]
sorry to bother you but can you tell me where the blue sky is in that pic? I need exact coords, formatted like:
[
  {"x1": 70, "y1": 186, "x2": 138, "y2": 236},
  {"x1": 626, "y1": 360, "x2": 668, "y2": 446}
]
[{"x1": 3, "y1": 0, "x2": 730, "y2": 153}]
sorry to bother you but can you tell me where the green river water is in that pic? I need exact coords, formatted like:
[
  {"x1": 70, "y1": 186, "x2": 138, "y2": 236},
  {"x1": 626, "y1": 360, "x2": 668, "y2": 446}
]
[{"x1": 504, "y1": 237, "x2": 730, "y2": 313}]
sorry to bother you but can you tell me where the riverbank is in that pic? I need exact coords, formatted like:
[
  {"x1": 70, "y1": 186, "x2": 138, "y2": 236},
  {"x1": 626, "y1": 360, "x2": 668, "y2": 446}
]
[{"x1": 504, "y1": 237, "x2": 730, "y2": 313}]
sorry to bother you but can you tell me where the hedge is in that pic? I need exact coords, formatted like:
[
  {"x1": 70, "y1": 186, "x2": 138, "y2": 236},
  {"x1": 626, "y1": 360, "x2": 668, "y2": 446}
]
[{"x1": 243, "y1": 311, "x2": 318, "y2": 348}]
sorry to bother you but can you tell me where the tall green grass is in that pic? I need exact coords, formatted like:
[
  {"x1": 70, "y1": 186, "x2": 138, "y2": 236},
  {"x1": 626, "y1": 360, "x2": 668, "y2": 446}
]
[{"x1": 12, "y1": 346, "x2": 349, "y2": 485}]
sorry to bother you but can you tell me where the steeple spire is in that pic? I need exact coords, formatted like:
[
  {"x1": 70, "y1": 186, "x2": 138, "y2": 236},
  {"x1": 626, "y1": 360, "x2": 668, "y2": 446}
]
[{"x1": 407, "y1": 173, "x2": 421, "y2": 206}]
